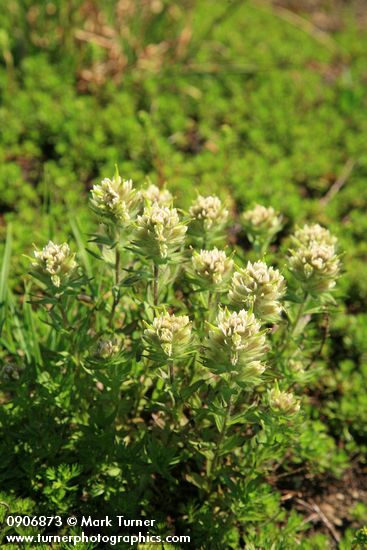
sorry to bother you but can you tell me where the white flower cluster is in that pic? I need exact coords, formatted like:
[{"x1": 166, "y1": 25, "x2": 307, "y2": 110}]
[
  {"x1": 216, "y1": 309, "x2": 264, "y2": 355},
  {"x1": 97, "y1": 339, "x2": 120, "y2": 358},
  {"x1": 189, "y1": 195, "x2": 228, "y2": 230},
  {"x1": 144, "y1": 312, "x2": 192, "y2": 358},
  {"x1": 91, "y1": 172, "x2": 140, "y2": 223},
  {"x1": 206, "y1": 308, "x2": 267, "y2": 383},
  {"x1": 242, "y1": 205, "x2": 282, "y2": 244},
  {"x1": 229, "y1": 261, "x2": 286, "y2": 323},
  {"x1": 135, "y1": 203, "x2": 187, "y2": 260},
  {"x1": 292, "y1": 224, "x2": 337, "y2": 248},
  {"x1": 288, "y1": 223, "x2": 340, "y2": 293},
  {"x1": 33, "y1": 241, "x2": 77, "y2": 287},
  {"x1": 141, "y1": 184, "x2": 173, "y2": 206},
  {"x1": 191, "y1": 248, "x2": 233, "y2": 286},
  {"x1": 269, "y1": 387, "x2": 300, "y2": 415}
]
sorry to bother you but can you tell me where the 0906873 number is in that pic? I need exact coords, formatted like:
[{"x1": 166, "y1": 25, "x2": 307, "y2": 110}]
[{"x1": 6, "y1": 516, "x2": 62, "y2": 527}]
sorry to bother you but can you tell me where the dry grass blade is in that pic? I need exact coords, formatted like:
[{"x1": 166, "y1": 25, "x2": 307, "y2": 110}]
[
  {"x1": 23, "y1": 283, "x2": 43, "y2": 367},
  {"x1": 0, "y1": 223, "x2": 12, "y2": 333},
  {"x1": 252, "y1": 0, "x2": 339, "y2": 53}
]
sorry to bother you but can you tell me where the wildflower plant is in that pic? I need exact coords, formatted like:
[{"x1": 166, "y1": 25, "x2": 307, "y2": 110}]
[
  {"x1": 32, "y1": 241, "x2": 78, "y2": 288},
  {"x1": 2, "y1": 176, "x2": 343, "y2": 548},
  {"x1": 288, "y1": 224, "x2": 341, "y2": 295},
  {"x1": 134, "y1": 202, "x2": 187, "y2": 263},
  {"x1": 229, "y1": 260, "x2": 286, "y2": 323},
  {"x1": 206, "y1": 308, "x2": 267, "y2": 384},
  {"x1": 96, "y1": 338, "x2": 121, "y2": 359},
  {"x1": 143, "y1": 312, "x2": 193, "y2": 362},
  {"x1": 241, "y1": 204, "x2": 283, "y2": 254},
  {"x1": 291, "y1": 223, "x2": 338, "y2": 248},
  {"x1": 188, "y1": 194, "x2": 229, "y2": 246},
  {"x1": 189, "y1": 248, "x2": 234, "y2": 290},
  {"x1": 1, "y1": 3, "x2": 365, "y2": 545},
  {"x1": 141, "y1": 183, "x2": 173, "y2": 206},
  {"x1": 90, "y1": 165, "x2": 141, "y2": 227},
  {"x1": 268, "y1": 384, "x2": 300, "y2": 416}
]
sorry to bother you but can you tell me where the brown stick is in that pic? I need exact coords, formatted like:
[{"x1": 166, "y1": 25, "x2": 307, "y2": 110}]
[
  {"x1": 321, "y1": 159, "x2": 356, "y2": 205},
  {"x1": 296, "y1": 498, "x2": 340, "y2": 543},
  {"x1": 74, "y1": 29, "x2": 116, "y2": 49}
]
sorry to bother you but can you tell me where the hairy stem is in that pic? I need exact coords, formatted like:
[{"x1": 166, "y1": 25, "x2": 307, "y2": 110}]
[
  {"x1": 208, "y1": 383, "x2": 237, "y2": 492},
  {"x1": 169, "y1": 361, "x2": 174, "y2": 386},
  {"x1": 58, "y1": 301, "x2": 69, "y2": 327},
  {"x1": 153, "y1": 263, "x2": 159, "y2": 306},
  {"x1": 109, "y1": 246, "x2": 121, "y2": 327},
  {"x1": 207, "y1": 290, "x2": 219, "y2": 322},
  {"x1": 278, "y1": 291, "x2": 309, "y2": 357}
]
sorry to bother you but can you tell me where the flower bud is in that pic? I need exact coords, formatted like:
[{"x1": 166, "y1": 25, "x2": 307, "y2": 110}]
[
  {"x1": 206, "y1": 308, "x2": 267, "y2": 384},
  {"x1": 1, "y1": 363, "x2": 20, "y2": 381},
  {"x1": 288, "y1": 242, "x2": 340, "y2": 293},
  {"x1": 189, "y1": 195, "x2": 228, "y2": 232},
  {"x1": 97, "y1": 339, "x2": 120, "y2": 358},
  {"x1": 269, "y1": 386, "x2": 300, "y2": 415},
  {"x1": 190, "y1": 248, "x2": 233, "y2": 288},
  {"x1": 91, "y1": 169, "x2": 140, "y2": 225},
  {"x1": 141, "y1": 184, "x2": 173, "y2": 206},
  {"x1": 289, "y1": 359, "x2": 305, "y2": 374},
  {"x1": 32, "y1": 241, "x2": 77, "y2": 287},
  {"x1": 242, "y1": 205, "x2": 282, "y2": 248},
  {"x1": 144, "y1": 312, "x2": 192, "y2": 360},
  {"x1": 134, "y1": 203, "x2": 187, "y2": 261}
]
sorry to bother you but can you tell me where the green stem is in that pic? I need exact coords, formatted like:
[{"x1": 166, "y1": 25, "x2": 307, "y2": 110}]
[
  {"x1": 58, "y1": 301, "x2": 69, "y2": 327},
  {"x1": 208, "y1": 383, "x2": 236, "y2": 492},
  {"x1": 115, "y1": 248, "x2": 121, "y2": 286},
  {"x1": 207, "y1": 291, "x2": 213, "y2": 314},
  {"x1": 259, "y1": 241, "x2": 268, "y2": 257},
  {"x1": 57, "y1": 296, "x2": 80, "y2": 358},
  {"x1": 208, "y1": 290, "x2": 218, "y2": 322},
  {"x1": 167, "y1": 360, "x2": 181, "y2": 433},
  {"x1": 202, "y1": 230, "x2": 208, "y2": 250},
  {"x1": 109, "y1": 247, "x2": 121, "y2": 327},
  {"x1": 278, "y1": 291, "x2": 309, "y2": 357},
  {"x1": 153, "y1": 263, "x2": 159, "y2": 306},
  {"x1": 168, "y1": 359, "x2": 178, "y2": 412},
  {"x1": 169, "y1": 361, "x2": 174, "y2": 386}
]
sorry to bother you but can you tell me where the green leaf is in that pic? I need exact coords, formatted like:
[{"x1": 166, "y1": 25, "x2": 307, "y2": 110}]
[
  {"x1": 213, "y1": 412, "x2": 225, "y2": 433},
  {"x1": 185, "y1": 472, "x2": 207, "y2": 490},
  {"x1": 220, "y1": 434, "x2": 245, "y2": 455},
  {"x1": 181, "y1": 379, "x2": 205, "y2": 401}
]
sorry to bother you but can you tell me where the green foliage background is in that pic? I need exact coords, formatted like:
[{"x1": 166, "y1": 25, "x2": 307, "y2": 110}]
[{"x1": 0, "y1": 1, "x2": 367, "y2": 548}]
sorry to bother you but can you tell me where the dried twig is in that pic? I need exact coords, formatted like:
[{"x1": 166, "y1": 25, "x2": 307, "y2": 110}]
[
  {"x1": 74, "y1": 29, "x2": 116, "y2": 50},
  {"x1": 321, "y1": 158, "x2": 356, "y2": 205},
  {"x1": 311, "y1": 501, "x2": 341, "y2": 543},
  {"x1": 296, "y1": 498, "x2": 341, "y2": 543},
  {"x1": 274, "y1": 466, "x2": 306, "y2": 479}
]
